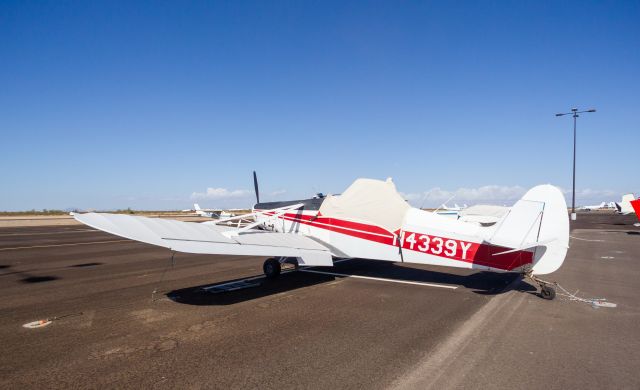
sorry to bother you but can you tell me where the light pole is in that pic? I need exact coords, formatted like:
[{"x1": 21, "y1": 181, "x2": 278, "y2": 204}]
[{"x1": 555, "y1": 108, "x2": 596, "y2": 221}]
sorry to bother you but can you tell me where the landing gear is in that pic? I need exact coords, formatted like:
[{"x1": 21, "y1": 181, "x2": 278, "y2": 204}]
[
  {"x1": 540, "y1": 285, "x2": 556, "y2": 300},
  {"x1": 525, "y1": 271, "x2": 557, "y2": 300},
  {"x1": 263, "y1": 258, "x2": 281, "y2": 279},
  {"x1": 263, "y1": 257, "x2": 300, "y2": 279},
  {"x1": 283, "y1": 257, "x2": 299, "y2": 269}
]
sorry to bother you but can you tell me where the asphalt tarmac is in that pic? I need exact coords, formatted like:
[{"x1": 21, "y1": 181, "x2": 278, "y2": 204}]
[{"x1": 0, "y1": 213, "x2": 638, "y2": 389}]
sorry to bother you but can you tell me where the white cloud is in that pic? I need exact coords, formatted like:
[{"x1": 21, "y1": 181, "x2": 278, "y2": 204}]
[
  {"x1": 190, "y1": 187, "x2": 251, "y2": 200},
  {"x1": 564, "y1": 188, "x2": 617, "y2": 199},
  {"x1": 402, "y1": 185, "x2": 621, "y2": 208},
  {"x1": 558, "y1": 187, "x2": 619, "y2": 206}
]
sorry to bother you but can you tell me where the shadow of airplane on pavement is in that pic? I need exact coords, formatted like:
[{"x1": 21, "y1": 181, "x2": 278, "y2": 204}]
[{"x1": 168, "y1": 259, "x2": 537, "y2": 306}]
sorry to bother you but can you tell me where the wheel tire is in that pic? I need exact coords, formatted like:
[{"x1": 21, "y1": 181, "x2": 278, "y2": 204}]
[
  {"x1": 284, "y1": 257, "x2": 299, "y2": 269},
  {"x1": 263, "y1": 258, "x2": 281, "y2": 279},
  {"x1": 540, "y1": 285, "x2": 556, "y2": 300}
]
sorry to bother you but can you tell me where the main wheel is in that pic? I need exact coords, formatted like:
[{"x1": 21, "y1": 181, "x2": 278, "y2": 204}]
[
  {"x1": 283, "y1": 257, "x2": 299, "y2": 269},
  {"x1": 540, "y1": 285, "x2": 556, "y2": 300},
  {"x1": 263, "y1": 258, "x2": 281, "y2": 279}
]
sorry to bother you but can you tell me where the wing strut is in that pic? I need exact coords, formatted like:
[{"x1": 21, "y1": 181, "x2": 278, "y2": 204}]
[
  {"x1": 223, "y1": 203, "x2": 305, "y2": 237},
  {"x1": 205, "y1": 203, "x2": 303, "y2": 226}
]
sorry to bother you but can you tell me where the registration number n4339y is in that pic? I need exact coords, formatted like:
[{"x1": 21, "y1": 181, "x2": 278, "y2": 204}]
[{"x1": 396, "y1": 232, "x2": 474, "y2": 260}]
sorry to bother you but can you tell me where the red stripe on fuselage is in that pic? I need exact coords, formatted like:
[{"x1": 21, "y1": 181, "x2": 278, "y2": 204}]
[
  {"x1": 260, "y1": 210, "x2": 396, "y2": 245},
  {"x1": 400, "y1": 230, "x2": 533, "y2": 271},
  {"x1": 256, "y1": 210, "x2": 533, "y2": 271}
]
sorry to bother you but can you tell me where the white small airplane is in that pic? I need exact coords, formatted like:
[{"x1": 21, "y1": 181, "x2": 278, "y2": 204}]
[
  {"x1": 435, "y1": 203, "x2": 467, "y2": 218},
  {"x1": 615, "y1": 194, "x2": 637, "y2": 215},
  {"x1": 73, "y1": 172, "x2": 569, "y2": 300},
  {"x1": 193, "y1": 204, "x2": 236, "y2": 219},
  {"x1": 579, "y1": 202, "x2": 609, "y2": 211}
]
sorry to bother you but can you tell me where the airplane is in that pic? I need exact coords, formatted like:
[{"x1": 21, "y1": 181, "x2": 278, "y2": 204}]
[
  {"x1": 435, "y1": 203, "x2": 467, "y2": 218},
  {"x1": 192, "y1": 204, "x2": 236, "y2": 219},
  {"x1": 434, "y1": 208, "x2": 459, "y2": 218},
  {"x1": 72, "y1": 172, "x2": 569, "y2": 300},
  {"x1": 630, "y1": 199, "x2": 640, "y2": 226},
  {"x1": 615, "y1": 194, "x2": 637, "y2": 215},
  {"x1": 579, "y1": 202, "x2": 609, "y2": 211}
]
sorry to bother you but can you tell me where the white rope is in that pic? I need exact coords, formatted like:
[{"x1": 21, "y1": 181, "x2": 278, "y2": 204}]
[
  {"x1": 554, "y1": 282, "x2": 616, "y2": 308},
  {"x1": 532, "y1": 275, "x2": 616, "y2": 308}
]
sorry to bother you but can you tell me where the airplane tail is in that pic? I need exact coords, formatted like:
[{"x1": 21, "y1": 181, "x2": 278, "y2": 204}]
[
  {"x1": 488, "y1": 185, "x2": 569, "y2": 275},
  {"x1": 618, "y1": 194, "x2": 636, "y2": 214},
  {"x1": 193, "y1": 203, "x2": 205, "y2": 216}
]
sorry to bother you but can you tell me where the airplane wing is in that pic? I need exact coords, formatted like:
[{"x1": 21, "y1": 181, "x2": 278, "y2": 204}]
[{"x1": 73, "y1": 212, "x2": 332, "y2": 266}]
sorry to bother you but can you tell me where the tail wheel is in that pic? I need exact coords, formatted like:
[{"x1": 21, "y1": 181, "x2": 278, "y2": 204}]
[
  {"x1": 263, "y1": 258, "x2": 281, "y2": 279},
  {"x1": 540, "y1": 285, "x2": 556, "y2": 300}
]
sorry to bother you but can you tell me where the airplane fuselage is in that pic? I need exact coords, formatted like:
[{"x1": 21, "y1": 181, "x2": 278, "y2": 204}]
[{"x1": 253, "y1": 197, "x2": 537, "y2": 274}]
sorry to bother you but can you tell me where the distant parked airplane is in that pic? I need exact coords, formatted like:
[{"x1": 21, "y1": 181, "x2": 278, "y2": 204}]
[
  {"x1": 193, "y1": 204, "x2": 236, "y2": 219},
  {"x1": 615, "y1": 194, "x2": 637, "y2": 215},
  {"x1": 579, "y1": 202, "x2": 609, "y2": 211},
  {"x1": 435, "y1": 203, "x2": 468, "y2": 218}
]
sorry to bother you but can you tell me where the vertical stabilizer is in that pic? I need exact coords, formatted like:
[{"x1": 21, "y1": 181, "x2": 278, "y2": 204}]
[{"x1": 489, "y1": 185, "x2": 569, "y2": 275}]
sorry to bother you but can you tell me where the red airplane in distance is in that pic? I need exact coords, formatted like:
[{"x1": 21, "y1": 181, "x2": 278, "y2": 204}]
[{"x1": 630, "y1": 199, "x2": 640, "y2": 225}]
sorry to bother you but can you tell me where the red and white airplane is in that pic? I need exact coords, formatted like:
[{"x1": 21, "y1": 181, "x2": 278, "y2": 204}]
[
  {"x1": 630, "y1": 199, "x2": 640, "y2": 226},
  {"x1": 73, "y1": 173, "x2": 569, "y2": 299}
]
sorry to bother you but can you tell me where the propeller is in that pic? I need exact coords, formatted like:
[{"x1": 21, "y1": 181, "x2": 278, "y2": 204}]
[{"x1": 253, "y1": 170, "x2": 260, "y2": 204}]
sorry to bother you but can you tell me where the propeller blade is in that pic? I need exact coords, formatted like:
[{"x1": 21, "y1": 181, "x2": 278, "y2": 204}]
[{"x1": 253, "y1": 171, "x2": 260, "y2": 204}]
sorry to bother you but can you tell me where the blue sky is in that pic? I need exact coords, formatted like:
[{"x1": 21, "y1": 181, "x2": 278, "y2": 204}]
[{"x1": 1, "y1": 1, "x2": 638, "y2": 210}]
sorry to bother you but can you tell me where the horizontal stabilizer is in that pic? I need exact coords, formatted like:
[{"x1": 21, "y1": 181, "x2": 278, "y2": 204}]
[
  {"x1": 484, "y1": 185, "x2": 568, "y2": 275},
  {"x1": 492, "y1": 238, "x2": 562, "y2": 256}
]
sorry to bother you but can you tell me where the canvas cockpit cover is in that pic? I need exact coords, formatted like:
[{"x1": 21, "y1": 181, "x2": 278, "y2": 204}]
[{"x1": 319, "y1": 178, "x2": 411, "y2": 232}]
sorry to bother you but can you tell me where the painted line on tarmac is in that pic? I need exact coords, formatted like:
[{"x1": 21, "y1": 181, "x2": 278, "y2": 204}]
[
  {"x1": 200, "y1": 259, "x2": 351, "y2": 291},
  {"x1": 298, "y1": 269, "x2": 458, "y2": 289},
  {"x1": 201, "y1": 275, "x2": 266, "y2": 291},
  {"x1": 202, "y1": 258, "x2": 456, "y2": 291},
  {"x1": 0, "y1": 239, "x2": 131, "y2": 251},
  {"x1": 0, "y1": 229, "x2": 96, "y2": 237},
  {"x1": 391, "y1": 275, "x2": 521, "y2": 389},
  {"x1": 569, "y1": 235, "x2": 605, "y2": 242}
]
